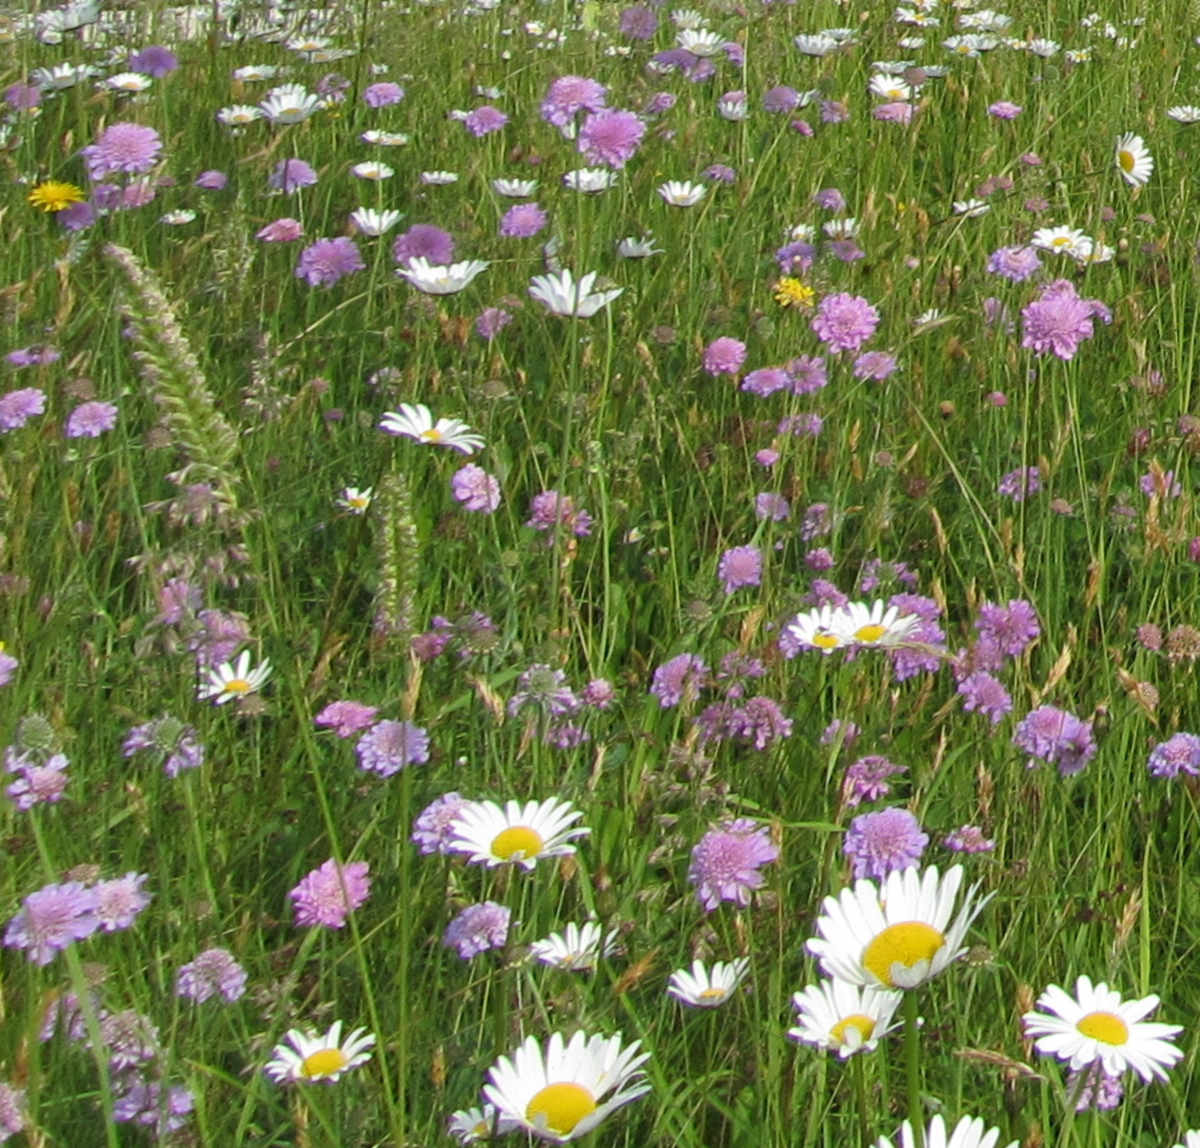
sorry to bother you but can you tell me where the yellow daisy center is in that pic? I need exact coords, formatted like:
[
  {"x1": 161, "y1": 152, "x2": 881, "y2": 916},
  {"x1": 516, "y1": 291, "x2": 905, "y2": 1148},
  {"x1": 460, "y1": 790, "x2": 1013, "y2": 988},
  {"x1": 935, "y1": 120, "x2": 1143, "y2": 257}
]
[
  {"x1": 831, "y1": 1013, "x2": 876, "y2": 1046},
  {"x1": 420, "y1": 428, "x2": 445, "y2": 442},
  {"x1": 223, "y1": 678, "x2": 252, "y2": 695},
  {"x1": 698, "y1": 987, "x2": 728, "y2": 1002},
  {"x1": 301, "y1": 1047, "x2": 349, "y2": 1077},
  {"x1": 862, "y1": 921, "x2": 945, "y2": 986},
  {"x1": 1050, "y1": 237, "x2": 1072, "y2": 248},
  {"x1": 526, "y1": 1082, "x2": 597, "y2": 1134},
  {"x1": 812, "y1": 630, "x2": 842, "y2": 650},
  {"x1": 1076, "y1": 1011, "x2": 1129, "y2": 1045},
  {"x1": 491, "y1": 825, "x2": 544, "y2": 860},
  {"x1": 854, "y1": 624, "x2": 887, "y2": 643},
  {"x1": 1118, "y1": 150, "x2": 1135, "y2": 173},
  {"x1": 349, "y1": 496, "x2": 369, "y2": 509}
]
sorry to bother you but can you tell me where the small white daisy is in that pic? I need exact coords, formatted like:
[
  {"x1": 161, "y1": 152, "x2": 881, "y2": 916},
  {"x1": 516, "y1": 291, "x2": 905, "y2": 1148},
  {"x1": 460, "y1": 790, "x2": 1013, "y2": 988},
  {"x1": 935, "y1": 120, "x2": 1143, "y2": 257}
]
[
  {"x1": 666, "y1": 958, "x2": 749, "y2": 1007},
  {"x1": 616, "y1": 235, "x2": 663, "y2": 259},
  {"x1": 396, "y1": 257, "x2": 490, "y2": 296},
  {"x1": 216, "y1": 105, "x2": 265, "y2": 127},
  {"x1": 361, "y1": 130, "x2": 410, "y2": 146},
  {"x1": 349, "y1": 208, "x2": 404, "y2": 237},
  {"x1": 447, "y1": 797, "x2": 589, "y2": 870},
  {"x1": 789, "y1": 979, "x2": 903, "y2": 1056},
  {"x1": 952, "y1": 198, "x2": 990, "y2": 217},
  {"x1": 562, "y1": 168, "x2": 619, "y2": 193},
  {"x1": 264, "y1": 1021, "x2": 375, "y2": 1083},
  {"x1": 1022, "y1": 975, "x2": 1183, "y2": 1082},
  {"x1": 784, "y1": 604, "x2": 855, "y2": 654},
  {"x1": 198, "y1": 650, "x2": 272, "y2": 705},
  {"x1": 1166, "y1": 106, "x2": 1200, "y2": 124},
  {"x1": 492, "y1": 177, "x2": 539, "y2": 198},
  {"x1": 421, "y1": 170, "x2": 459, "y2": 185},
  {"x1": 448, "y1": 1104, "x2": 519, "y2": 1143},
  {"x1": 658, "y1": 180, "x2": 707, "y2": 207},
  {"x1": 677, "y1": 27, "x2": 724, "y2": 56},
  {"x1": 379, "y1": 402, "x2": 484, "y2": 454},
  {"x1": 104, "y1": 72, "x2": 153, "y2": 93},
  {"x1": 841, "y1": 600, "x2": 921, "y2": 646},
  {"x1": 806, "y1": 864, "x2": 991, "y2": 989},
  {"x1": 529, "y1": 921, "x2": 621, "y2": 971},
  {"x1": 351, "y1": 160, "x2": 394, "y2": 181},
  {"x1": 1114, "y1": 132, "x2": 1153, "y2": 187},
  {"x1": 336, "y1": 486, "x2": 373, "y2": 513},
  {"x1": 1030, "y1": 226, "x2": 1094, "y2": 259},
  {"x1": 877, "y1": 1115, "x2": 1019, "y2": 1148},
  {"x1": 259, "y1": 83, "x2": 321, "y2": 125},
  {"x1": 528, "y1": 269, "x2": 623, "y2": 318},
  {"x1": 484, "y1": 1031, "x2": 649, "y2": 1142}
]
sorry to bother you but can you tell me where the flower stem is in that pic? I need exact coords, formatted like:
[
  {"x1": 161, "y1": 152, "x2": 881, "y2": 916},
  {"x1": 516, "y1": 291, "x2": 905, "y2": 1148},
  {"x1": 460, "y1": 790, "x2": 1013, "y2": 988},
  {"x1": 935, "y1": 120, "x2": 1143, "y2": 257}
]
[{"x1": 903, "y1": 990, "x2": 923, "y2": 1148}]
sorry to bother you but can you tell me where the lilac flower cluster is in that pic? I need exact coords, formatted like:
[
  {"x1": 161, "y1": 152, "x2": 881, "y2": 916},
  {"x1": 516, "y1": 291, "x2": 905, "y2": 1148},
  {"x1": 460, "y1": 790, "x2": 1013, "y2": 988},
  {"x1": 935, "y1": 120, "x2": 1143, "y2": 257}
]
[
  {"x1": 526, "y1": 491, "x2": 593, "y2": 538},
  {"x1": 443, "y1": 901, "x2": 511, "y2": 959},
  {"x1": 123, "y1": 714, "x2": 205, "y2": 777},
  {"x1": 688, "y1": 819, "x2": 779, "y2": 911},
  {"x1": 843, "y1": 807, "x2": 928, "y2": 879},
  {"x1": 1021, "y1": 280, "x2": 1112, "y2": 360},
  {"x1": 356, "y1": 719, "x2": 430, "y2": 776},
  {"x1": 1147, "y1": 732, "x2": 1200, "y2": 779},
  {"x1": 290, "y1": 858, "x2": 371, "y2": 928},
  {"x1": 1013, "y1": 705, "x2": 1097, "y2": 776},
  {"x1": 175, "y1": 947, "x2": 248, "y2": 1003}
]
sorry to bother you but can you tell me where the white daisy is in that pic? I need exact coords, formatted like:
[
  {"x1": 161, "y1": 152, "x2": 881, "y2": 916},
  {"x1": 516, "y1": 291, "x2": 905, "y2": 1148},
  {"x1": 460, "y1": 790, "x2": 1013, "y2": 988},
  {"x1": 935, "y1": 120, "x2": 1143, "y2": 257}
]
[
  {"x1": 789, "y1": 979, "x2": 903, "y2": 1056},
  {"x1": 877, "y1": 1115, "x2": 1019, "y2": 1148},
  {"x1": 349, "y1": 208, "x2": 404, "y2": 237},
  {"x1": 784, "y1": 604, "x2": 855, "y2": 654},
  {"x1": 806, "y1": 864, "x2": 991, "y2": 989},
  {"x1": 484, "y1": 1031, "x2": 650, "y2": 1142},
  {"x1": 1030, "y1": 226, "x2": 1094, "y2": 259},
  {"x1": 616, "y1": 235, "x2": 663, "y2": 259},
  {"x1": 379, "y1": 403, "x2": 484, "y2": 454},
  {"x1": 396, "y1": 257, "x2": 490, "y2": 296},
  {"x1": 448, "y1": 1105, "x2": 518, "y2": 1143},
  {"x1": 198, "y1": 650, "x2": 272, "y2": 705},
  {"x1": 361, "y1": 130, "x2": 410, "y2": 146},
  {"x1": 1171, "y1": 1133, "x2": 1200, "y2": 1148},
  {"x1": 794, "y1": 31, "x2": 840, "y2": 53},
  {"x1": 952, "y1": 198, "x2": 990, "y2": 217},
  {"x1": 104, "y1": 72, "x2": 153, "y2": 93},
  {"x1": 492, "y1": 177, "x2": 539, "y2": 197},
  {"x1": 823, "y1": 216, "x2": 859, "y2": 239},
  {"x1": 666, "y1": 958, "x2": 749, "y2": 1007},
  {"x1": 351, "y1": 161, "x2": 394, "y2": 181},
  {"x1": 671, "y1": 7, "x2": 707, "y2": 29},
  {"x1": 677, "y1": 27, "x2": 724, "y2": 56},
  {"x1": 841, "y1": 600, "x2": 921, "y2": 646},
  {"x1": 1114, "y1": 132, "x2": 1153, "y2": 187},
  {"x1": 259, "y1": 83, "x2": 321, "y2": 124},
  {"x1": 447, "y1": 797, "x2": 589, "y2": 870},
  {"x1": 1022, "y1": 975, "x2": 1183, "y2": 1082},
  {"x1": 1167, "y1": 106, "x2": 1200, "y2": 124},
  {"x1": 562, "y1": 168, "x2": 619, "y2": 193},
  {"x1": 528, "y1": 269, "x2": 623, "y2": 318},
  {"x1": 264, "y1": 1021, "x2": 375, "y2": 1084},
  {"x1": 529, "y1": 922, "x2": 621, "y2": 971},
  {"x1": 216, "y1": 104, "x2": 264, "y2": 127},
  {"x1": 421, "y1": 170, "x2": 459, "y2": 185},
  {"x1": 160, "y1": 210, "x2": 196, "y2": 226},
  {"x1": 336, "y1": 486, "x2": 373, "y2": 513},
  {"x1": 1027, "y1": 37, "x2": 1060, "y2": 56},
  {"x1": 658, "y1": 180, "x2": 707, "y2": 207},
  {"x1": 869, "y1": 74, "x2": 913, "y2": 101},
  {"x1": 233, "y1": 64, "x2": 281, "y2": 82}
]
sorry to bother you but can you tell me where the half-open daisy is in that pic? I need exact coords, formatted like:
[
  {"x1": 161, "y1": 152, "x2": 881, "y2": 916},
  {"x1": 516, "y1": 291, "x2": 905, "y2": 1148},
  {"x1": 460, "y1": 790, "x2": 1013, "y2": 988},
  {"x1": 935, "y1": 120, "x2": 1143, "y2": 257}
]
[
  {"x1": 264, "y1": 1020, "x2": 375, "y2": 1083},
  {"x1": 528, "y1": 269, "x2": 623, "y2": 318},
  {"x1": 448, "y1": 1104, "x2": 518, "y2": 1144},
  {"x1": 666, "y1": 958, "x2": 749, "y2": 1007},
  {"x1": 1114, "y1": 133, "x2": 1153, "y2": 187},
  {"x1": 806, "y1": 864, "x2": 990, "y2": 989},
  {"x1": 529, "y1": 921, "x2": 621, "y2": 971},
  {"x1": 396, "y1": 257, "x2": 489, "y2": 296},
  {"x1": 379, "y1": 403, "x2": 484, "y2": 454},
  {"x1": 842, "y1": 600, "x2": 921, "y2": 646},
  {"x1": 197, "y1": 651, "x2": 272, "y2": 705},
  {"x1": 876, "y1": 1115, "x2": 1019, "y2": 1148},
  {"x1": 789, "y1": 979, "x2": 903, "y2": 1057},
  {"x1": 1022, "y1": 975, "x2": 1183, "y2": 1082},
  {"x1": 483, "y1": 1031, "x2": 650, "y2": 1142},
  {"x1": 447, "y1": 797, "x2": 589, "y2": 870}
]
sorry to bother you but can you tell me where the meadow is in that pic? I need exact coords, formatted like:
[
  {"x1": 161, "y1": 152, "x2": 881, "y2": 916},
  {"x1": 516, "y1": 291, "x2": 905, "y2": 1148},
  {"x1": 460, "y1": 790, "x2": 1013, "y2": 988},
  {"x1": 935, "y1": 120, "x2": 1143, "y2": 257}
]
[{"x1": 2, "y1": 0, "x2": 1200, "y2": 1143}]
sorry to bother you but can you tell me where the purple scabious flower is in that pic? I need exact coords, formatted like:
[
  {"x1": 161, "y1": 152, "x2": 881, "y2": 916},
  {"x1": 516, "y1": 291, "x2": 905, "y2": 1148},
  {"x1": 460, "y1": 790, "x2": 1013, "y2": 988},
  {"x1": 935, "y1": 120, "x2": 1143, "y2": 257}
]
[
  {"x1": 82, "y1": 122, "x2": 162, "y2": 179},
  {"x1": 763, "y1": 85, "x2": 800, "y2": 113},
  {"x1": 805, "y1": 579, "x2": 848, "y2": 609},
  {"x1": 741, "y1": 367, "x2": 791, "y2": 397},
  {"x1": 295, "y1": 237, "x2": 364, "y2": 287},
  {"x1": 1147, "y1": 732, "x2": 1200, "y2": 779},
  {"x1": 475, "y1": 307, "x2": 512, "y2": 340},
  {"x1": 988, "y1": 100, "x2": 1022, "y2": 119},
  {"x1": 4, "y1": 881, "x2": 99, "y2": 965},
  {"x1": 578, "y1": 108, "x2": 645, "y2": 168},
  {"x1": 175, "y1": 947, "x2": 247, "y2": 1003},
  {"x1": 128, "y1": 46, "x2": 179, "y2": 77},
  {"x1": 702, "y1": 337, "x2": 747, "y2": 377},
  {"x1": 393, "y1": 225, "x2": 453, "y2": 267},
  {"x1": 4, "y1": 83, "x2": 40, "y2": 111},
  {"x1": 987, "y1": 245, "x2": 1042, "y2": 282},
  {"x1": 619, "y1": 4, "x2": 658, "y2": 38},
  {"x1": 755, "y1": 492, "x2": 790, "y2": 521},
  {"x1": 805, "y1": 547, "x2": 834, "y2": 570},
  {"x1": 716, "y1": 652, "x2": 767, "y2": 699},
  {"x1": 314, "y1": 700, "x2": 379, "y2": 738},
  {"x1": 5, "y1": 750, "x2": 68, "y2": 810},
  {"x1": 451, "y1": 464, "x2": 501, "y2": 512},
  {"x1": 443, "y1": 901, "x2": 510, "y2": 959},
  {"x1": 122, "y1": 715, "x2": 204, "y2": 777},
  {"x1": 842, "y1": 755, "x2": 906, "y2": 808},
  {"x1": 268, "y1": 158, "x2": 318, "y2": 193},
  {"x1": 94, "y1": 873, "x2": 151, "y2": 932},
  {"x1": 728, "y1": 696, "x2": 793, "y2": 749},
  {"x1": 957, "y1": 671, "x2": 1013, "y2": 724},
  {"x1": 464, "y1": 105, "x2": 508, "y2": 136},
  {"x1": 256, "y1": 217, "x2": 303, "y2": 243},
  {"x1": 112, "y1": 1077, "x2": 193, "y2": 1135},
  {"x1": 853, "y1": 351, "x2": 899, "y2": 380},
  {"x1": 363, "y1": 82, "x2": 404, "y2": 107},
  {"x1": 1067, "y1": 1066, "x2": 1123, "y2": 1112},
  {"x1": 412, "y1": 791, "x2": 468, "y2": 854},
  {"x1": 498, "y1": 202, "x2": 548, "y2": 239},
  {"x1": 650, "y1": 653, "x2": 709, "y2": 708},
  {"x1": 0, "y1": 388, "x2": 47, "y2": 432},
  {"x1": 813, "y1": 187, "x2": 847, "y2": 211},
  {"x1": 776, "y1": 240, "x2": 816, "y2": 275},
  {"x1": 975, "y1": 600, "x2": 1040, "y2": 657},
  {"x1": 811, "y1": 293, "x2": 880, "y2": 352},
  {"x1": 64, "y1": 400, "x2": 118, "y2": 439},
  {"x1": 828, "y1": 239, "x2": 866, "y2": 263},
  {"x1": 822, "y1": 719, "x2": 861, "y2": 750},
  {"x1": 0, "y1": 1081, "x2": 23, "y2": 1141},
  {"x1": 6, "y1": 345, "x2": 59, "y2": 367},
  {"x1": 190, "y1": 609, "x2": 251, "y2": 669},
  {"x1": 1021, "y1": 279, "x2": 1111, "y2": 360},
  {"x1": 99, "y1": 1009, "x2": 161, "y2": 1069},
  {"x1": 887, "y1": 592, "x2": 946, "y2": 680},
  {"x1": 526, "y1": 491, "x2": 592, "y2": 537},
  {"x1": 582, "y1": 679, "x2": 616, "y2": 708},
  {"x1": 541, "y1": 75, "x2": 607, "y2": 128},
  {"x1": 943, "y1": 825, "x2": 996, "y2": 854},
  {"x1": 290, "y1": 859, "x2": 371, "y2": 928},
  {"x1": 508, "y1": 664, "x2": 580, "y2": 718},
  {"x1": 1140, "y1": 469, "x2": 1182, "y2": 498},
  {"x1": 1013, "y1": 705, "x2": 1096, "y2": 775},
  {"x1": 718, "y1": 545, "x2": 762, "y2": 593},
  {"x1": 689, "y1": 819, "x2": 779, "y2": 911},
  {"x1": 998, "y1": 466, "x2": 1041, "y2": 501},
  {"x1": 695, "y1": 702, "x2": 737, "y2": 744},
  {"x1": 858, "y1": 558, "x2": 918, "y2": 594},
  {"x1": 821, "y1": 100, "x2": 850, "y2": 124},
  {"x1": 843, "y1": 807, "x2": 928, "y2": 879},
  {"x1": 873, "y1": 101, "x2": 914, "y2": 124},
  {"x1": 787, "y1": 355, "x2": 828, "y2": 394},
  {"x1": 0, "y1": 651, "x2": 16, "y2": 687},
  {"x1": 194, "y1": 169, "x2": 227, "y2": 190},
  {"x1": 356, "y1": 720, "x2": 430, "y2": 776}
]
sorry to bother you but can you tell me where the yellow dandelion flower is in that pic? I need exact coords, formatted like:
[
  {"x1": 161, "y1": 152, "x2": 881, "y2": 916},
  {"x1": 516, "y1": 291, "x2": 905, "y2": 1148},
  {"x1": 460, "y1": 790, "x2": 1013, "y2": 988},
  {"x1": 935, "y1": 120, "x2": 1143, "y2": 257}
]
[
  {"x1": 774, "y1": 277, "x2": 816, "y2": 309},
  {"x1": 28, "y1": 181, "x2": 85, "y2": 213}
]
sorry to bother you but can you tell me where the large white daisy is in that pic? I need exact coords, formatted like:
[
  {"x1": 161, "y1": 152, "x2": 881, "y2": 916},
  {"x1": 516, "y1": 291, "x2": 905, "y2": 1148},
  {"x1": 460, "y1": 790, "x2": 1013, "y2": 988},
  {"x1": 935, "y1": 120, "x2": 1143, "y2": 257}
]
[
  {"x1": 1114, "y1": 132, "x2": 1153, "y2": 187},
  {"x1": 379, "y1": 402, "x2": 484, "y2": 454},
  {"x1": 484, "y1": 1031, "x2": 650, "y2": 1142},
  {"x1": 1022, "y1": 975, "x2": 1183, "y2": 1082},
  {"x1": 784, "y1": 604, "x2": 855, "y2": 654},
  {"x1": 396, "y1": 257, "x2": 489, "y2": 296},
  {"x1": 806, "y1": 864, "x2": 990, "y2": 989},
  {"x1": 877, "y1": 1115, "x2": 1019, "y2": 1148},
  {"x1": 264, "y1": 1021, "x2": 375, "y2": 1084},
  {"x1": 841, "y1": 600, "x2": 921, "y2": 647},
  {"x1": 447, "y1": 798, "x2": 589, "y2": 870},
  {"x1": 789, "y1": 979, "x2": 903, "y2": 1057}
]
